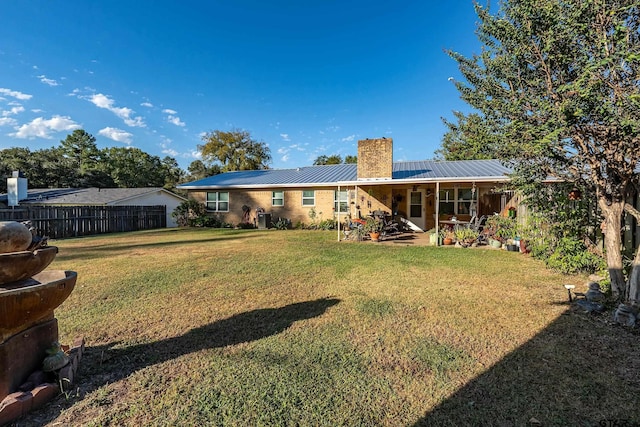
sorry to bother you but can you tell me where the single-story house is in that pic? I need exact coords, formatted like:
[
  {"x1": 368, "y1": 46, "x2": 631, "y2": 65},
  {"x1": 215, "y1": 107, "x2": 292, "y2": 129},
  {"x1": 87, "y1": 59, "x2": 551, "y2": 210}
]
[
  {"x1": 178, "y1": 138, "x2": 517, "y2": 232},
  {"x1": 0, "y1": 187, "x2": 186, "y2": 227}
]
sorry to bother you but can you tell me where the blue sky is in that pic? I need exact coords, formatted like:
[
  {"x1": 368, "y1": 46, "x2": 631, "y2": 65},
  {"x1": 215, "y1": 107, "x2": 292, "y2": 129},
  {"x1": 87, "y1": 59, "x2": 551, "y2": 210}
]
[{"x1": 0, "y1": 1, "x2": 482, "y2": 170}]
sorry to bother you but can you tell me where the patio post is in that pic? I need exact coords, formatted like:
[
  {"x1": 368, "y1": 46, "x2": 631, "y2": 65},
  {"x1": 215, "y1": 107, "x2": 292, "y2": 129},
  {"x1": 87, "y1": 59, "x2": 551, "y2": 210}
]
[
  {"x1": 337, "y1": 185, "x2": 341, "y2": 242},
  {"x1": 435, "y1": 181, "x2": 440, "y2": 246}
]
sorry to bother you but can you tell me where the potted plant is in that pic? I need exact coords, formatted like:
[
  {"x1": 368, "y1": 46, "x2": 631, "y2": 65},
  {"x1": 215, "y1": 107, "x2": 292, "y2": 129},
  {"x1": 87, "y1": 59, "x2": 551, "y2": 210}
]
[
  {"x1": 439, "y1": 227, "x2": 456, "y2": 245},
  {"x1": 426, "y1": 228, "x2": 439, "y2": 245},
  {"x1": 454, "y1": 227, "x2": 479, "y2": 248},
  {"x1": 363, "y1": 216, "x2": 383, "y2": 242}
]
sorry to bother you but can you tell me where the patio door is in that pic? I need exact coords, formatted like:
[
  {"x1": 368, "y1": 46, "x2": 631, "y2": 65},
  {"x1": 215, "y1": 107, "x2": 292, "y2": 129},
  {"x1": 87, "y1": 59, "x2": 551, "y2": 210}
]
[{"x1": 407, "y1": 189, "x2": 426, "y2": 230}]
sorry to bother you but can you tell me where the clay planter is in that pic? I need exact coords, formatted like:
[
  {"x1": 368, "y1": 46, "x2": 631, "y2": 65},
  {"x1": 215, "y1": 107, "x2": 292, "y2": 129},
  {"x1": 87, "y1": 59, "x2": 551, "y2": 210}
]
[
  {"x1": 369, "y1": 232, "x2": 381, "y2": 242},
  {"x1": 443, "y1": 237, "x2": 454, "y2": 245},
  {"x1": 0, "y1": 270, "x2": 77, "y2": 343}
]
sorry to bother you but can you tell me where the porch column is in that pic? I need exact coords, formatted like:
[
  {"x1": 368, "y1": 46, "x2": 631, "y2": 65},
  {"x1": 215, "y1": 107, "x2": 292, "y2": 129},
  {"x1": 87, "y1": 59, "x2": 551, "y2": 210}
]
[
  {"x1": 435, "y1": 181, "x2": 440, "y2": 246},
  {"x1": 337, "y1": 185, "x2": 341, "y2": 242}
]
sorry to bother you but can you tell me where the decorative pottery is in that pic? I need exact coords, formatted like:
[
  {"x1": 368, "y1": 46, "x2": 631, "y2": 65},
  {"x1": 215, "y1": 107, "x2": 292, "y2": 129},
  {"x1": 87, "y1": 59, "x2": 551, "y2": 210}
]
[
  {"x1": 0, "y1": 221, "x2": 32, "y2": 254},
  {"x1": 0, "y1": 246, "x2": 58, "y2": 285}
]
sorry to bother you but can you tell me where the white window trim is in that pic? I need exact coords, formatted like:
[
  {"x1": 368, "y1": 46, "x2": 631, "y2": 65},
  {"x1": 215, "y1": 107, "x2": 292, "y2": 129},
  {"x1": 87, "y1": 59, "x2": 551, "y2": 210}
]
[
  {"x1": 206, "y1": 191, "x2": 230, "y2": 212},
  {"x1": 302, "y1": 190, "x2": 315, "y2": 206},
  {"x1": 272, "y1": 190, "x2": 284, "y2": 207},
  {"x1": 439, "y1": 187, "x2": 472, "y2": 215},
  {"x1": 334, "y1": 190, "x2": 348, "y2": 212}
]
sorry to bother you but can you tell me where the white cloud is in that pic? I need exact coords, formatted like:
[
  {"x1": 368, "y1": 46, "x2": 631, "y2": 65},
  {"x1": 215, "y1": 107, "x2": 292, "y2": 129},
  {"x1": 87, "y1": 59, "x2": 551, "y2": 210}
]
[
  {"x1": 98, "y1": 127, "x2": 133, "y2": 145},
  {"x1": 0, "y1": 117, "x2": 17, "y2": 127},
  {"x1": 162, "y1": 109, "x2": 185, "y2": 127},
  {"x1": 10, "y1": 115, "x2": 80, "y2": 139},
  {"x1": 141, "y1": 102, "x2": 153, "y2": 108},
  {"x1": 341, "y1": 134, "x2": 356, "y2": 142},
  {"x1": 280, "y1": 133, "x2": 290, "y2": 141},
  {"x1": 89, "y1": 93, "x2": 146, "y2": 128},
  {"x1": 0, "y1": 88, "x2": 32, "y2": 100},
  {"x1": 37, "y1": 75, "x2": 60, "y2": 86},
  {"x1": 166, "y1": 115, "x2": 185, "y2": 127},
  {"x1": 2, "y1": 105, "x2": 25, "y2": 117},
  {"x1": 31, "y1": 109, "x2": 44, "y2": 113},
  {"x1": 162, "y1": 148, "x2": 179, "y2": 156}
]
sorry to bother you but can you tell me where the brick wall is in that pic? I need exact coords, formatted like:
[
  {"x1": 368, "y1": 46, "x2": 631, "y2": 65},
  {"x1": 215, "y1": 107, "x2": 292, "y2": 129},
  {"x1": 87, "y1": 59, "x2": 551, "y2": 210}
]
[
  {"x1": 357, "y1": 138, "x2": 393, "y2": 180},
  {"x1": 189, "y1": 187, "x2": 349, "y2": 226}
]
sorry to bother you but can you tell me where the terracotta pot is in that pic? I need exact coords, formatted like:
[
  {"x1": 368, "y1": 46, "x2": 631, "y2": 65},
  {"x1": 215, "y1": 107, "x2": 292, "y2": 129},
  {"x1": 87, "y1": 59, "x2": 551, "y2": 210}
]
[
  {"x1": 443, "y1": 237, "x2": 453, "y2": 245},
  {"x1": 369, "y1": 232, "x2": 381, "y2": 242}
]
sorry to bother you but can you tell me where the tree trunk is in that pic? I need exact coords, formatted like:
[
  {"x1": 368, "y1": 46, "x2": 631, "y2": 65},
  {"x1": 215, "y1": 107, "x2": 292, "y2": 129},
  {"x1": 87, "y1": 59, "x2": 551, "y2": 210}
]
[
  {"x1": 599, "y1": 200, "x2": 626, "y2": 300},
  {"x1": 623, "y1": 204, "x2": 640, "y2": 305}
]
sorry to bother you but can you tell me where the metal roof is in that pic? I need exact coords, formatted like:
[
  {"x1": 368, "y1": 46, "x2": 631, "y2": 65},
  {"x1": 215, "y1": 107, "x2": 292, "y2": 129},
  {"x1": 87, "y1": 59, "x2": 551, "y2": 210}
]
[{"x1": 178, "y1": 159, "x2": 513, "y2": 189}]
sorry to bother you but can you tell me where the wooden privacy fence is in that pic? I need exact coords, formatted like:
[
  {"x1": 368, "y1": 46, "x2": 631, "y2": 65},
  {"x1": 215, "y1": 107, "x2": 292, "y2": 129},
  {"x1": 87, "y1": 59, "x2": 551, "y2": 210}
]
[{"x1": 0, "y1": 205, "x2": 166, "y2": 239}]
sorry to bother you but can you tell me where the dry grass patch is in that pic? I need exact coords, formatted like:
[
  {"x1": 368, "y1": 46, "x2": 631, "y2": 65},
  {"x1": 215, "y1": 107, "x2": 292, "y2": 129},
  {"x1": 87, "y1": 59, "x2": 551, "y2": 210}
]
[{"x1": 14, "y1": 228, "x2": 640, "y2": 426}]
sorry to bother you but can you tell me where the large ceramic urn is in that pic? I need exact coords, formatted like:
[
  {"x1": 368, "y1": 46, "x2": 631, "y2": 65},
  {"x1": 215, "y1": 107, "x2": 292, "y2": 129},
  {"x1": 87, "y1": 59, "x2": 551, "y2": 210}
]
[{"x1": 0, "y1": 221, "x2": 77, "y2": 401}]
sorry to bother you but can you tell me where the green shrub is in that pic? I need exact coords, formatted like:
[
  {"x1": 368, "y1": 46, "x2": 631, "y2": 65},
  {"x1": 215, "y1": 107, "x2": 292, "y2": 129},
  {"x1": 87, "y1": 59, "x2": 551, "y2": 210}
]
[
  {"x1": 318, "y1": 219, "x2": 337, "y2": 230},
  {"x1": 272, "y1": 218, "x2": 291, "y2": 230},
  {"x1": 545, "y1": 237, "x2": 606, "y2": 274},
  {"x1": 172, "y1": 199, "x2": 206, "y2": 227}
]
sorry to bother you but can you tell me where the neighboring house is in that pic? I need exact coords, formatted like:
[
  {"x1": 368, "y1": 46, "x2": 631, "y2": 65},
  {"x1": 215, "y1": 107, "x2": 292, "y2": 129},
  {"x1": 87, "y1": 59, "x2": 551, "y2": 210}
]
[
  {"x1": 178, "y1": 138, "x2": 515, "y2": 231},
  {"x1": 0, "y1": 187, "x2": 186, "y2": 228}
]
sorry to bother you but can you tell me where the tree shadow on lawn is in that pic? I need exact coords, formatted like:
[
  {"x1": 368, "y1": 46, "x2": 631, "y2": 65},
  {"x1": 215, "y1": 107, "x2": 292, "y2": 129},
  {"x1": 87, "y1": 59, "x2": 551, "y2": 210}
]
[
  {"x1": 20, "y1": 298, "x2": 340, "y2": 425},
  {"x1": 413, "y1": 308, "x2": 640, "y2": 427}
]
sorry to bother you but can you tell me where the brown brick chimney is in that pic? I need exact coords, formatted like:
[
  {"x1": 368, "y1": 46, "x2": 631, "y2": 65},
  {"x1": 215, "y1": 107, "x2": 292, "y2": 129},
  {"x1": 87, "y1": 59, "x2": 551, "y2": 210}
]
[{"x1": 357, "y1": 138, "x2": 393, "y2": 180}]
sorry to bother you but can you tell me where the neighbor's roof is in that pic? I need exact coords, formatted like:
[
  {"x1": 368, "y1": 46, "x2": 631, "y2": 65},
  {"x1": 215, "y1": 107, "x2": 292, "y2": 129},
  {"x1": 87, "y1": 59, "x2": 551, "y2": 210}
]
[
  {"x1": 178, "y1": 159, "x2": 513, "y2": 189},
  {"x1": 0, "y1": 187, "x2": 185, "y2": 205}
]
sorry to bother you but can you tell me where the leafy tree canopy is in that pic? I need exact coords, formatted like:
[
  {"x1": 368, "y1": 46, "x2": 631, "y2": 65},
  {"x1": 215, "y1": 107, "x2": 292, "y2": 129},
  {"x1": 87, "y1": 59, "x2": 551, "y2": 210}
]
[
  {"x1": 186, "y1": 160, "x2": 220, "y2": 181},
  {"x1": 313, "y1": 154, "x2": 357, "y2": 165},
  {"x1": 0, "y1": 129, "x2": 184, "y2": 192},
  {"x1": 446, "y1": 0, "x2": 640, "y2": 300},
  {"x1": 60, "y1": 129, "x2": 100, "y2": 174},
  {"x1": 198, "y1": 129, "x2": 271, "y2": 172}
]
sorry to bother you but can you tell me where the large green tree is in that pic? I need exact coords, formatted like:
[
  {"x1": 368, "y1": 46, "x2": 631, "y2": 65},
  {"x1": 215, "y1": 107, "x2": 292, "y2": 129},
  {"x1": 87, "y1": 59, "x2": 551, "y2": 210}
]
[
  {"x1": 199, "y1": 129, "x2": 271, "y2": 172},
  {"x1": 436, "y1": 112, "x2": 499, "y2": 160},
  {"x1": 60, "y1": 129, "x2": 100, "y2": 175},
  {"x1": 185, "y1": 160, "x2": 220, "y2": 181},
  {"x1": 100, "y1": 147, "x2": 168, "y2": 188},
  {"x1": 313, "y1": 154, "x2": 357, "y2": 165},
  {"x1": 447, "y1": 0, "x2": 640, "y2": 301}
]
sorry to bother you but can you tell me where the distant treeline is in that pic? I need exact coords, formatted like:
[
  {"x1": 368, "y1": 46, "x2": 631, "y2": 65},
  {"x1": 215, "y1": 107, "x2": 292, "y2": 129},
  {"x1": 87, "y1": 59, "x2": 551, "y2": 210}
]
[{"x1": 0, "y1": 129, "x2": 187, "y2": 193}]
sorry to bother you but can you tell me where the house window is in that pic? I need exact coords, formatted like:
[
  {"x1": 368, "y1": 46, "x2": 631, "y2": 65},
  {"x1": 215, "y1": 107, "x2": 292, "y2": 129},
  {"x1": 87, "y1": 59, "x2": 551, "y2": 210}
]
[
  {"x1": 272, "y1": 190, "x2": 284, "y2": 207},
  {"x1": 334, "y1": 190, "x2": 348, "y2": 212},
  {"x1": 206, "y1": 191, "x2": 229, "y2": 212},
  {"x1": 457, "y1": 187, "x2": 473, "y2": 215},
  {"x1": 302, "y1": 190, "x2": 315, "y2": 206},
  {"x1": 439, "y1": 188, "x2": 473, "y2": 215}
]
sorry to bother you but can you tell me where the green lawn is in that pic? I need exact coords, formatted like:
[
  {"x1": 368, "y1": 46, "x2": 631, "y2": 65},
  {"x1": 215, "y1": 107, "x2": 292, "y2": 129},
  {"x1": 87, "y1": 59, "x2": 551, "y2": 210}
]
[{"x1": 20, "y1": 228, "x2": 640, "y2": 426}]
